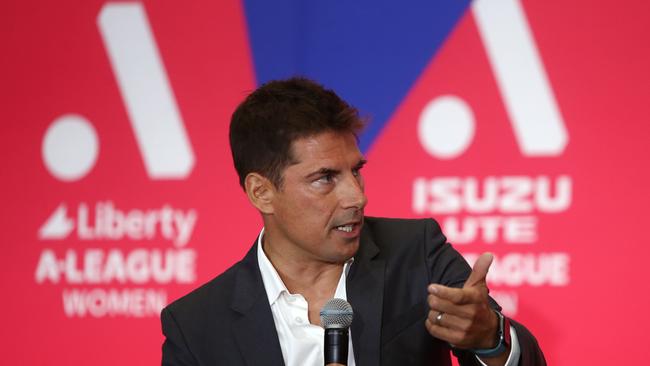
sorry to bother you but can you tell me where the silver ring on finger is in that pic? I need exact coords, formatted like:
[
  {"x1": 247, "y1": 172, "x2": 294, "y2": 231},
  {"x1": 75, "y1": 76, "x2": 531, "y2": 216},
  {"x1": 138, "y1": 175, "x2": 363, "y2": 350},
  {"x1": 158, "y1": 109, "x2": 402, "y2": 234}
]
[{"x1": 435, "y1": 312, "x2": 444, "y2": 325}]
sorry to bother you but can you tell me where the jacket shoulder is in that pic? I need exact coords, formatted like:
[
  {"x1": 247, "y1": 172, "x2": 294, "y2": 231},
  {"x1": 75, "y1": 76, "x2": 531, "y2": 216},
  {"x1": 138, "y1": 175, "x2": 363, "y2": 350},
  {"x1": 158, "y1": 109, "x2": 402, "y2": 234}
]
[
  {"x1": 363, "y1": 216, "x2": 446, "y2": 249},
  {"x1": 163, "y1": 260, "x2": 240, "y2": 323}
]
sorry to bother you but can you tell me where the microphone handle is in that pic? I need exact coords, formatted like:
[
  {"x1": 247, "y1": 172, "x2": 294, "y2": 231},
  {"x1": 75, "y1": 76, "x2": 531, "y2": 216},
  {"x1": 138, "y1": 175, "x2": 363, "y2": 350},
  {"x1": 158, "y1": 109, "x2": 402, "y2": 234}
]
[{"x1": 324, "y1": 328, "x2": 348, "y2": 365}]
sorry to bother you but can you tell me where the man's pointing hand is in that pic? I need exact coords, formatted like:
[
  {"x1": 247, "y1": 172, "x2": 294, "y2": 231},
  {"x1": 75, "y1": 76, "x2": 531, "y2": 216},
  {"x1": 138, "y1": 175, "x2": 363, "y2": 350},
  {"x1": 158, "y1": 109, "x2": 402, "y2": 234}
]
[{"x1": 425, "y1": 253, "x2": 500, "y2": 351}]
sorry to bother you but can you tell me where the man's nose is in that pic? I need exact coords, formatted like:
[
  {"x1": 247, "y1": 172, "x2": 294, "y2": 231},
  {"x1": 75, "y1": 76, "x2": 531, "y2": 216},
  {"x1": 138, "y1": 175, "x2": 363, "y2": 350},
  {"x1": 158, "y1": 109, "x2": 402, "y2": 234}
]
[{"x1": 341, "y1": 174, "x2": 367, "y2": 210}]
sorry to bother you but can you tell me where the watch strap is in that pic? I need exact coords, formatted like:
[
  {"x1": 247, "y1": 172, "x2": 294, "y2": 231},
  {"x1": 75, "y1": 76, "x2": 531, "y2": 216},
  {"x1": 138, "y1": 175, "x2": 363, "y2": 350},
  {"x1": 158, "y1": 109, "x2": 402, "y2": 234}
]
[{"x1": 471, "y1": 310, "x2": 511, "y2": 358}]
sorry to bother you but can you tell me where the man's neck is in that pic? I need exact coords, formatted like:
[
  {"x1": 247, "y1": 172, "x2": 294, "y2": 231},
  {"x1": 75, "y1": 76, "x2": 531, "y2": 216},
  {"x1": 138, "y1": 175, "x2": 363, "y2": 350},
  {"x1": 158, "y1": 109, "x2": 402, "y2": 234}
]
[{"x1": 262, "y1": 236, "x2": 343, "y2": 297}]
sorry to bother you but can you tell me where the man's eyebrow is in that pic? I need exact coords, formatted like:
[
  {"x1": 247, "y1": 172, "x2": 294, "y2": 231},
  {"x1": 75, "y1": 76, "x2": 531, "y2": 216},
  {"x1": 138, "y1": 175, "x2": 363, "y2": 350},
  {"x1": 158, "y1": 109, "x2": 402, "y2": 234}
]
[
  {"x1": 305, "y1": 167, "x2": 339, "y2": 179},
  {"x1": 305, "y1": 159, "x2": 367, "y2": 179}
]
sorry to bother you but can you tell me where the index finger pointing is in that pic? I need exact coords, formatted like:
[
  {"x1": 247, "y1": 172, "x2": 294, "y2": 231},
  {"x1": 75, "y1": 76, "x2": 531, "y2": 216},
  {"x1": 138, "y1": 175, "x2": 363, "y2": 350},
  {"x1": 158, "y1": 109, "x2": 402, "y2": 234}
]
[{"x1": 463, "y1": 252, "x2": 493, "y2": 289}]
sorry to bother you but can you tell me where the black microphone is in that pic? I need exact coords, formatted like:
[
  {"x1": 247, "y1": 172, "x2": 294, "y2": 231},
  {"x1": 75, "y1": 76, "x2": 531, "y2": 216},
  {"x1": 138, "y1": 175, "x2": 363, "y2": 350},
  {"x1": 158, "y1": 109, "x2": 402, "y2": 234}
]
[{"x1": 320, "y1": 298, "x2": 354, "y2": 366}]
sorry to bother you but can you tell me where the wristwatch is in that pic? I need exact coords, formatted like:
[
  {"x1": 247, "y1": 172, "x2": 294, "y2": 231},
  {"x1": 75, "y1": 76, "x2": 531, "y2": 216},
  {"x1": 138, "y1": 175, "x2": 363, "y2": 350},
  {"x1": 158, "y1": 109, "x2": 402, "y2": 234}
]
[{"x1": 472, "y1": 310, "x2": 511, "y2": 358}]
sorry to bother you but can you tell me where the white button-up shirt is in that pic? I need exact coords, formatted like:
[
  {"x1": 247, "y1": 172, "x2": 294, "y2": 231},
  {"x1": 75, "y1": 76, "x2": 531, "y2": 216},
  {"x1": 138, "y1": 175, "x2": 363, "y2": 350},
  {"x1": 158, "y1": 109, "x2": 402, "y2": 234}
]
[
  {"x1": 257, "y1": 229, "x2": 356, "y2": 366},
  {"x1": 256, "y1": 228, "x2": 520, "y2": 366}
]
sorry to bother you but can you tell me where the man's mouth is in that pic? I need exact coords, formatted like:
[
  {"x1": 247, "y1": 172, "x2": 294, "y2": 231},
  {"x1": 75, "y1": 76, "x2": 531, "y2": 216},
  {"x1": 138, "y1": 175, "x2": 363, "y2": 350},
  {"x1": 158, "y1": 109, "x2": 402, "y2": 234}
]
[
  {"x1": 334, "y1": 224, "x2": 354, "y2": 233},
  {"x1": 333, "y1": 217, "x2": 363, "y2": 235}
]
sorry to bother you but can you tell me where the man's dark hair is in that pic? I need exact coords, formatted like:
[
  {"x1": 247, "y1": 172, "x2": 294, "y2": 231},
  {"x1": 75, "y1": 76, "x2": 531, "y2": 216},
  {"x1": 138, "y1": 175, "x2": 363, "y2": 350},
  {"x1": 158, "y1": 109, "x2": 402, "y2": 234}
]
[{"x1": 229, "y1": 77, "x2": 364, "y2": 189}]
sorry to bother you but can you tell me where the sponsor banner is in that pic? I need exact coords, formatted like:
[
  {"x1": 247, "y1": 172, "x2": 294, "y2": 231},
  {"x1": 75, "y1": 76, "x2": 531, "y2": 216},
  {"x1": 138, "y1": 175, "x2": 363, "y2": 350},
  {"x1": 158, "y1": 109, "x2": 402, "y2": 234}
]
[
  {"x1": 363, "y1": 1, "x2": 650, "y2": 365},
  {"x1": 2, "y1": 1, "x2": 255, "y2": 364},
  {"x1": 1, "y1": 0, "x2": 649, "y2": 365}
]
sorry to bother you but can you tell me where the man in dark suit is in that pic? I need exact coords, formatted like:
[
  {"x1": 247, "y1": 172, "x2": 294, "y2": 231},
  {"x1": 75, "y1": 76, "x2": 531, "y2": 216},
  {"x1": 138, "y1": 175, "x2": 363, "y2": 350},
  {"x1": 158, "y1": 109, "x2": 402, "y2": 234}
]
[{"x1": 161, "y1": 78, "x2": 546, "y2": 365}]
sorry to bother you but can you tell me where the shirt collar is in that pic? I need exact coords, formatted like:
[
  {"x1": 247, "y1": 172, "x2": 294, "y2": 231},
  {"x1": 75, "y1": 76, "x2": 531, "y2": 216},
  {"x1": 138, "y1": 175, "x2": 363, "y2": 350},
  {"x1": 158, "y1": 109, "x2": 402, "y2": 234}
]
[
  {"x1": 257, "y1": 228, "x2": 288, "y2": 305},
  {"x1": 256, "y1": 227, "x2": 354, "y2": 306}
]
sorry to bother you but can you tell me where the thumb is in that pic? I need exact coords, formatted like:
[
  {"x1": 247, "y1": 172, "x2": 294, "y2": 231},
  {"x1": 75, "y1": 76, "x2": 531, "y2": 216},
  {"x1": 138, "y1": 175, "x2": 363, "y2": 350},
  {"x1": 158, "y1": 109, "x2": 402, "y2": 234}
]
[{"x1": 463, "y1": 252, "x2": 493, "y2": 289}]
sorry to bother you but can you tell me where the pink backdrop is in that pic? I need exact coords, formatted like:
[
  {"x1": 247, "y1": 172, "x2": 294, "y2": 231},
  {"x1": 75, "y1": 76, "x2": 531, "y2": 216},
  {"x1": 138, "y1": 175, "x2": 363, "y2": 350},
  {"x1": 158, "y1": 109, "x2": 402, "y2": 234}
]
[{"x1": 2, "y1": 0, "x2": 649, "y2": 364}]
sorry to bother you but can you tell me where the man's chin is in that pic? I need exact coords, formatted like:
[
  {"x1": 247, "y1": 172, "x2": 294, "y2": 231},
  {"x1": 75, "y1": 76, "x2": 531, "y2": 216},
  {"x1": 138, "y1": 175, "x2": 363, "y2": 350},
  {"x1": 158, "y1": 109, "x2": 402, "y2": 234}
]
[{"x1": 328, "y1": 240, "x2": 359, "y2": 264}]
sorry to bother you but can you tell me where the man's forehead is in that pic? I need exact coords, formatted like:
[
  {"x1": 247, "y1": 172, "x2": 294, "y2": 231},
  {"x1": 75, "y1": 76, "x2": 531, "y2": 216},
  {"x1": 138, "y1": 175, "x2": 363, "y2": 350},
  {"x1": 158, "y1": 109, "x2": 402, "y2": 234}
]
[{"x1": 289, "y1": 132, "x2": 363, "y2": 166}]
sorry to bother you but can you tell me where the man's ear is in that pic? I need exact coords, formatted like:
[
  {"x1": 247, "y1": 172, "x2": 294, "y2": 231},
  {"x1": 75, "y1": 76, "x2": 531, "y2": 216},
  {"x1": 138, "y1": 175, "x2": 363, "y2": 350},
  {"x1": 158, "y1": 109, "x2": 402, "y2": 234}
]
[{"x1": 244, "y1": 173, "x2": 275, "y2": 214}]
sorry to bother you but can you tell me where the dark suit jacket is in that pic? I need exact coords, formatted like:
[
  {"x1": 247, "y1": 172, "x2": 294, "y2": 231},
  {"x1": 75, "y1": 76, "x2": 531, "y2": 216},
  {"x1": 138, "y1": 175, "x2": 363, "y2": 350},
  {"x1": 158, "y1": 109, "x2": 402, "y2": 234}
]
[{"x1": 161, "y1": 217, "x2": 546, "y2": 365}]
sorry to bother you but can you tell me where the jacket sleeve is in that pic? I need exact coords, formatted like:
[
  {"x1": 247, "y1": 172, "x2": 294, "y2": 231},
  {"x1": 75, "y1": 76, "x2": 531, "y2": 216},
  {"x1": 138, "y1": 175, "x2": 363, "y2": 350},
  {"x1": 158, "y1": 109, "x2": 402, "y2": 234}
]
[
  {"x1": 509, "y1": 319, "x2": 547, "y2": 365},
  {"x1": 161, "y1": 306, "x2": 199, "y2": 366}
]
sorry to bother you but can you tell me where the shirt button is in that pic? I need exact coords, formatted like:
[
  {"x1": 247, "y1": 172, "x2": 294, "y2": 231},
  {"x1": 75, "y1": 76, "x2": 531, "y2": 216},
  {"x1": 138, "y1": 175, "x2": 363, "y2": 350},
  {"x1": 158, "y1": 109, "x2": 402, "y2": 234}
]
[
  {"x1": 287, "y1": 296, "x2": 296, "y2": 303},
  {"x1": 295, "y1": 317, "x2": 303, "y2": 324}
]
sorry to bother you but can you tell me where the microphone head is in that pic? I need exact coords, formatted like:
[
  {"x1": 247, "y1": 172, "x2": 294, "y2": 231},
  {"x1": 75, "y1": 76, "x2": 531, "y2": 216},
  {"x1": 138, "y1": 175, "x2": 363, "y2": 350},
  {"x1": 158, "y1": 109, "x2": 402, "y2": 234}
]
[{"x1": 320, "y1": 298, "x2": 353, "y2": 329}]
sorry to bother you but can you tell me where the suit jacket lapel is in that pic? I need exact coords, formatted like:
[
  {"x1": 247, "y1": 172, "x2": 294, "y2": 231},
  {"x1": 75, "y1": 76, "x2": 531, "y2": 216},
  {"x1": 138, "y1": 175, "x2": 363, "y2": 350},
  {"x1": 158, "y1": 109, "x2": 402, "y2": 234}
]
[
  {"x1": 231, "y1": 241, "x2": 285, "y2": 366},
  {"x1": 347, "y1": 224, "x2": 385, "y2": 366}
]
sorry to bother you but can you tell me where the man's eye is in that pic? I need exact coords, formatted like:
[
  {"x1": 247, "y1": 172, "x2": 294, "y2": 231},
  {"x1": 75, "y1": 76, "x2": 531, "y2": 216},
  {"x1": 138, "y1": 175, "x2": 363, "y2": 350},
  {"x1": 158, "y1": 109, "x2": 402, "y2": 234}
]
[{"x1": 317, "y1": 174, "x2": 334, "y2": 183}]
